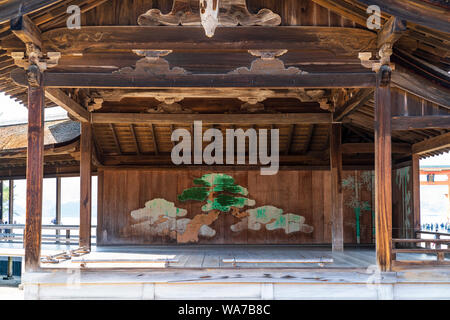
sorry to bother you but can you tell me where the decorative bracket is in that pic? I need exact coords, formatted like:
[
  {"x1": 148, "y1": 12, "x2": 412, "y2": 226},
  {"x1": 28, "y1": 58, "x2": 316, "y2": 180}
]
[
  {"x1": 229, "y1": 50, "x2": 308, "y2": 75},
  {"x1": 359, "y1": 43, "x2": 395, "y2": 73},
  {"x1": 238, "y1": 96, "x2": 267, "y2": 113},
  {"x1": 114, "y1": 50, "x2": 188, "y2": 76},
  {"x1": 148, "y1": 96, "x2": 195, "y2": 113},
  {"x1": 12, "y1": 44, "x2": 60, "y2": 71},
  {"x1": 138, "y1": 0, "x2": 281, "y2": 38}
]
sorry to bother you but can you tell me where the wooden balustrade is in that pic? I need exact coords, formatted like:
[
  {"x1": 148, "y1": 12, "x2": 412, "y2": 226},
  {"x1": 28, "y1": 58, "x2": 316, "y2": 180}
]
[
  {"x1": 391, "y1": 231, "x2": 450, "y2": 267},
  {"x1": 0, "y1": 225, "x2": 96, "y2": 244}
]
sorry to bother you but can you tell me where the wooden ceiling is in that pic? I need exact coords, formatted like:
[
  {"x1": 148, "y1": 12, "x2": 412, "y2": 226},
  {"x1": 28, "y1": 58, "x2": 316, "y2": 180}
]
[{"x1": 0, "y1": 0, "x2": 448, "y2": 172}]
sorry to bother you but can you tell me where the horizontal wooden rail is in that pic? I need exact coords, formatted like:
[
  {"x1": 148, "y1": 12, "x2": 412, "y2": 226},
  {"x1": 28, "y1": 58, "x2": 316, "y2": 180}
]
[
  {"x1": 392, "y1": 232, "x2": 450, "y2": 267},
  {"x1": 393, "y1": 249, "x2": 450, "y2": 254},
  {"x1": 416, "y1": 230, "x2": 450, "y2": 237},
  {"x1": 392, "y1": 239, "x2": 450, "y2": 244},
  {"x1": 0, "y1": 224, "x2": 96, "y2": 245}
]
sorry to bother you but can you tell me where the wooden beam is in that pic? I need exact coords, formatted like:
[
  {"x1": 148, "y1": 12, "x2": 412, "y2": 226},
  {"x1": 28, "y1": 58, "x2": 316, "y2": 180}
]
[
  {"x1": 41, "y1": 26, "x2": 376, "y2": 54},
  {"x1": 0, "y1": 0, "x2": 61, "y2": 24},
  {"x1": 129, "y1": 124, "x2": 141, "y2": 155},
  {"x1": 10, "y1": 15, "x2": 42, "y2": 49},
  {"x1": 412, "y1": 132, "x2": 450, "y2": 155},
  {"x1": 101, "y1": 153, "x2": 327, "y2": 166},
  {"x1": 412, "y1": 154, "x2": 421, "y2": 232},
  {"x1": 357, "y1": 0, "x2": 450, "y2": 34},
  {"x1": 310, "y1": 0, "x2": 370, "y2": 26},
  {"x1": 392, "y1": 116, "x2": 450, "y2": 130},
  {"x1": 285, "y1": 125, "x2": 295, "y2": 155},
  {"x1": 11, "y1": 69, "x2": 377, "y2": 89},
  {"x1": 24, "y1": 66, "x2": 44, "y2": 272},
  {"x1": 392, "y1": 65, "x2": 450, "y2": 109},
  {"x1": 342, "y1": 143, "x2": 411, "y2": 154},
  {"x1": 109, "y1": 124, "x2": 122, "y2": 155},
  {"x1": 92, "y1": 113, "x2": 332, "y2": 125},
  {"x1": 330, "y1": 123, "x2": 344, "y2": 252},
  {"x1": 150, "y1": 124, "x2": 159, "y2": 156},
  {"x1": 334, "y1": 89, "x2": 374, "y2": 121},
  {"x1": 302, "y1": 125, "x2": 315, "y2": 155},
  {"x1": 374, "y1": 65, "x2": 393, "y2": 272},
  {"x1": 79, "y1": 123, "x2": 92, "y2": 249},
  {"x1": 377, "y1": 17, "x2": 407, "y2": 49},
  {"x1": 44, "y1": 89, "x2": 89, "y2": 123}
]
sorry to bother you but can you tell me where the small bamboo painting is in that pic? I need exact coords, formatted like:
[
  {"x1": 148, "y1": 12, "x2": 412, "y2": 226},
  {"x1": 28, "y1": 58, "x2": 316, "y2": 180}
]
[
  {"x1": 395, "y1": 167, "x2": 413, "y2": 239},
  {"x1": 342, "y1": 171, "x2": 374, "y2": 244}
]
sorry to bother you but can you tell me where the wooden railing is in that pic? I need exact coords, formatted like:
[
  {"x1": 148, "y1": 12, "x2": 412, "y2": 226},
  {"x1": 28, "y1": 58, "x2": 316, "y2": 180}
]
[
  {"x1": 0, "y1": 224, "x2": 96, "y2": 245},
  {"x1": 392, "y1": 230, "x2": 450, "y2": 267}
]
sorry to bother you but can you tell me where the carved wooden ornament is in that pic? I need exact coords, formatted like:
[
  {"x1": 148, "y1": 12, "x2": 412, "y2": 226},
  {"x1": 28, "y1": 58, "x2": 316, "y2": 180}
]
[
  {"x1": 229, "y1": 50, "x2": 308, "y2": 75},
  {"x1": 114, "y1": 50, "x2": 188, "y2": 76},
  {"x1": 138, "y1": 0, "x2": 281, "y2": 37}
]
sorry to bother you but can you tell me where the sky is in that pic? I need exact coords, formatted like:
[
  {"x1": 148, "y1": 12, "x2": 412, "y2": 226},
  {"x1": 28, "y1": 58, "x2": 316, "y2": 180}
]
[{"x1": 0, "y1": 93, "x2": 68, "y2": 125}]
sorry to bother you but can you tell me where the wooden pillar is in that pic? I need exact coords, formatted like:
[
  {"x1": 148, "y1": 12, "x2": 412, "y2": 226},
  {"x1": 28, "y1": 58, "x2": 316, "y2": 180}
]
[
  {"x1": 8, "y1": 180, "x2": 13, "y2": 224},
  {"x1": 330, "y1": 123, "x2": 344, "y2": 252},
  {"x1": 79, "y1": 122, "x2": 92, "y2": 249},
  {"x1": 412, "y1": 154, "x2": 421, "y2": 234},
  {"x1": 0, "y1": 180, "x2": 3, "y2": 222},
  {"x1": 55, "y1": 177, "x2": 61, "y2": 242},
  {"x1": 374, "y1": 65, "x2": 393, "y2": 272},
  {"x1": 24, "y1": 65, "x2": 44, "y2": 272}
]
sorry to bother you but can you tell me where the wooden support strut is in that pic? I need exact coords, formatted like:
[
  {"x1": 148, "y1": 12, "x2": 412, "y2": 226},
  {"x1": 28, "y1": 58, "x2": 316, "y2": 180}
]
[
  {"x1": 24, "y1": 65, "x2": 44, "y2": 272},
  {"x1": 330, "y1": 123, "x2": 344, "y2": 252},
  {"x1": 374, "y1": 65, "x2": 393, "y2": 272},
  {"x1": 79, "y1": 123, "x2": 92, "y2": 249},
  {"x1": 412, "y1": 154, "x2": 421, "y2": 232}
]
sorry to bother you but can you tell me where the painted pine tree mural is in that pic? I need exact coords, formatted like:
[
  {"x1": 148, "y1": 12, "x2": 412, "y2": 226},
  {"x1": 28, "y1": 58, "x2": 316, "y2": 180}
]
[{"x1": 178, "y1": 173, "x2": 256, "y2": 214}]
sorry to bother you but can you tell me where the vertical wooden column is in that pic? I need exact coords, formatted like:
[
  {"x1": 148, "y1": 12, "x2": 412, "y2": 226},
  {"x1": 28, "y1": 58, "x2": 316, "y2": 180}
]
[
  {"x1": 412, "y1": 154, "x2": 421, "y2": 234},
  {"x1": 330, "y1": 123, "x2": 344, "y2": 252},
  {"x1": 24, "y1": 65, "x2": 44, "y2": 272},
  {"x1": 0, "y1": 180, "x2": 3, "y2": 222},
  {"x1": 8, "y1": 180, "x2": 14, "y2": 224},
  {"x1": 374, "y1": 65, "x2": 393, "y2": 272},
  {"x1": 55, "y1": 176, "x2": 62, "y2": 242},
  {"x1": 79, "y1": 122, "x2": 92, "y2": 249}
]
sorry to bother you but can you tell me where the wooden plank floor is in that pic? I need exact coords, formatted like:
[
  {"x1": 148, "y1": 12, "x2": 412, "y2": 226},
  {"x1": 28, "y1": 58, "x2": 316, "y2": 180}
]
[{"x1": 1, "y1": 244, "x2": 448, "y2": 269}]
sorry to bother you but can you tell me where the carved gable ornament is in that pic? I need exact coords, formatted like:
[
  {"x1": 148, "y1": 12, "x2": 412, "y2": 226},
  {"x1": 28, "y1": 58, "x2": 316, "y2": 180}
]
[{"x1": 138, "y1": 0, "x2": 281, "y2": 38}]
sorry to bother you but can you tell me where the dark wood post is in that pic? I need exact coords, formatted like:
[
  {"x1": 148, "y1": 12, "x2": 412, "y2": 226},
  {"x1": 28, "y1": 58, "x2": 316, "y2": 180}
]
[
  {"x1": 56, "y1": 176, "x2": 61, "y2": 243},
  {"x1": 79, "y1": 122, "x2": 92, "y2": 249},
  {"x1": 374, "y1": 65, "x2": 393, "y2": 271},
  {"x1": 0, "y1": 180, "x2": 3, "y2": 223},
  {"x1": 330, "y1": 123, "x2": 344, "y2": 252},
  {"x1": 8, "y1": 180, "x2": 13, "y2": 225},
  {"x1": 24, "y1": 65, "x2": 44, "y2": 272},
  {"x1": 412, "y1": 154, "x2": 421, "y2": 235}
]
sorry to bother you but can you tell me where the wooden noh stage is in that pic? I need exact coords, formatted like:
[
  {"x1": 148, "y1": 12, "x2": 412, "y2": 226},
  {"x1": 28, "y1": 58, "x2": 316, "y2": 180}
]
[{"x1": 0, "y1": 0, "x2": 450, "y2": 299}]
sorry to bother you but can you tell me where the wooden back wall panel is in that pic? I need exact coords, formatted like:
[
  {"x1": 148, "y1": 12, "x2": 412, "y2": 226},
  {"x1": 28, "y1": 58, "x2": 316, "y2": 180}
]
[{"x1": 97, "y1": 168, "x2": 381, "y2": 245}]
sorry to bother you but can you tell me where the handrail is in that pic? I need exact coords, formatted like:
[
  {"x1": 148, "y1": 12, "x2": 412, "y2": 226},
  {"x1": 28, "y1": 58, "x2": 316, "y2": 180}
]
[
  {"x1": 0, "y1": 224, "x2": 96, "y2": 244},
  {"x1": 0, "y1": 224, "x2": 97, "y2": 230},
  {"x1": 391, "y1": 231, "x2": 449, "y2": 267},
  {"x1": 416, "y1": 230, "x2": 450, "y2": 237}
]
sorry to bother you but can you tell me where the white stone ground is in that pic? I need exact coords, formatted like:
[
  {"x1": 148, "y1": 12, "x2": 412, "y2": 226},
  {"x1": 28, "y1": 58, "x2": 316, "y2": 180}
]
[{"x1": 0, "y1": 286, "x2": 24, "y2": 300}]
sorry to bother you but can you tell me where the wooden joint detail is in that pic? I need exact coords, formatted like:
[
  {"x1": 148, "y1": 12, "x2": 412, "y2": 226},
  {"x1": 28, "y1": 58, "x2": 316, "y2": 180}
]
[
  {"x1": 138, "y1": 0, "x2": 281, "y2": 38},
  {"x1": 230, "y1": 50, "x2": 307, "y2": 75}
]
